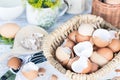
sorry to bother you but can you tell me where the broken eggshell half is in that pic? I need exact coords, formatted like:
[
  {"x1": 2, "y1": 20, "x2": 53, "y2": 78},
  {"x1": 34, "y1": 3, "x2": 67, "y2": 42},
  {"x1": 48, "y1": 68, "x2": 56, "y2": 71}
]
[
  {"x1": 55, "y1": 46, "x2": 74, "y2": 66},
  {"x1": 92, "y1": 29, "x2": 112, "y2": 47},
  {"x1": 71, "y1": 56, "x2": 92, "y2": 74},
  {"x1": 73, "y1": 41, "x2": 93, "y2": 57},
  {"x1": 21, "y1": 62, "x2": 39, "y2": 80}
]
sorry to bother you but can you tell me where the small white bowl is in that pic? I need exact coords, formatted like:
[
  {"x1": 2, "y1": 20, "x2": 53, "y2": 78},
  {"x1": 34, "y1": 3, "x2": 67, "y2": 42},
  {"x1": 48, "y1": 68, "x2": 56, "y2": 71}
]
[{"x1": 0, "y1": 0, "x2": 25, "y2": 20}]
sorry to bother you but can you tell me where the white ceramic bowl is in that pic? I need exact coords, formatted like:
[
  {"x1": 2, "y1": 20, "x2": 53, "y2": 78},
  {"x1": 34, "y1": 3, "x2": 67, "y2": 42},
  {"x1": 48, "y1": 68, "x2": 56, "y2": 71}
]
[{"x1": 0, "y1": 0, "x2": 25, "y2": 20}]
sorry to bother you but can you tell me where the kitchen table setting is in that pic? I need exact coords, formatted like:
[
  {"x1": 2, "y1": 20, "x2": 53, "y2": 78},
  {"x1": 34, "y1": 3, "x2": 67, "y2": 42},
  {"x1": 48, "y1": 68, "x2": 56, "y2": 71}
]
[{"x1": 0, "y1": 0, "x2": 120, "y2": 80}]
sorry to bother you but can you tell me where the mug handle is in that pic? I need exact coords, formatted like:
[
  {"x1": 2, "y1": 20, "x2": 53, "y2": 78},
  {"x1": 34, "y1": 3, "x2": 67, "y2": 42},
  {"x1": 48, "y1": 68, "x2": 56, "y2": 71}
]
[{"x1": 58, "y1": 0, "x2": 69, "y2": 17}]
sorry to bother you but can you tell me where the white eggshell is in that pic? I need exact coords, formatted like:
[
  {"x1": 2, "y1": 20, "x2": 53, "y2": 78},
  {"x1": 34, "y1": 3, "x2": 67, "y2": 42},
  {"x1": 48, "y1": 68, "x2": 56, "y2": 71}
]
[
  {"x1": 93, "y1": 29, "x2": 112, "y2": 42},
  {"x1": 71, "y1": 56, "x2": 88, "y2": 73},
  {"x1": 78, "y1": 24, "x2": 94, "y2": 36},
  {"x1": 109, "y1": 30, "x2": 117, "y2": 39},
  {"x1": 73, "y1": 41, "x2": 93, "y2": 57},
  {"x1": 22, "y1": 62, "x2": 38, "y2": 71}
]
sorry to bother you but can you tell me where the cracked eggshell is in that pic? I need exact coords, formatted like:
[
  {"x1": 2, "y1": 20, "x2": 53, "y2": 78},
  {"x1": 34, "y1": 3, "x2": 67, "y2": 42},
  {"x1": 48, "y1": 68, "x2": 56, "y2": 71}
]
[
  {"x1": 66, "y1": 56, "x2": 79, "y2": 70},
  {"x1": 71, "y1": 56, "x2": 92, "y2": 74},
  {"x1": 55, "y1": 47, "x2": 73, "y2": 66},
  {"x1": 108, "y1": 39, "x2": 120, "y2": 52},
  {"x1": 109, "y1": 30, "x2": 118, "y2": 39},
  {"x1": 68, "y1": 31, "x2": 77, "y2": 43},
  {"x1": 90, "y1": 51, "x2": 109, "y2": 66},
  {"x1": 38, "y1": 68, "x2": 46, "y2": 76},
  {"x1": 50, "y1": 74, "x2": 58, "y2": 80},
  {"x1": 78, "y1": 24, "x2": 94, "y2": 36},
  {"x1": 92, "y1": 29, "x2": 112, "y2": 47},
  {"x1": 22, "y1": 62, "x2": 39, "y2": 80},
  {"x1": 90, "y1": 62, "x2": 99, "y2": 72},
  {"x1": 7, "y1": 57, "x2": 22, "y2": 70},
  {"x1": 76, "y1": 31, "x2": 91, "y2": 42},
  {"x1": 97, "y1": 48, "x2": 113, "y2": 61},
  {"x1": 73, "y1": 41, "x2": 93, "y2": 57},
  {"x1": 62, "y1": 38, "x2": 75, "y2": 49}
]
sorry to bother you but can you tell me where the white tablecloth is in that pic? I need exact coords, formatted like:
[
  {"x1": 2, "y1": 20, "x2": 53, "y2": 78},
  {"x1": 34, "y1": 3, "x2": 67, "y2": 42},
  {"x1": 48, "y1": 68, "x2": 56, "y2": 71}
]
[{"x1": 1, "y1": 1, "x2": 120, "y2": 80}]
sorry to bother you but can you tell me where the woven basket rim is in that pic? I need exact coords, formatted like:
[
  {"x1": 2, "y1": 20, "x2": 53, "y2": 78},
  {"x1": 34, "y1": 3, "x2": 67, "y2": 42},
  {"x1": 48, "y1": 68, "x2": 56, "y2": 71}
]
[
  {"x1": 95, "y1": 0, "x2": 120, "y2": 7},
  {"x1": 43, "y1": 14, "x2": 120, "y2": 80}
]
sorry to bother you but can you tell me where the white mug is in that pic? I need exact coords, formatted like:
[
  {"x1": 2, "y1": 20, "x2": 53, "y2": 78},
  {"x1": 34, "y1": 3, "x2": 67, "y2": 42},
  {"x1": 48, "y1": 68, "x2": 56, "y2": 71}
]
[
  {"x1": 64, "y1": 0, "x2": 87, "y2": 14},
  {"x1": 0, "y1": 0, "x2": 24, "y2": 20},
  {"x1": 26, "y1": 0, "x2": 68, "y2": 29}
]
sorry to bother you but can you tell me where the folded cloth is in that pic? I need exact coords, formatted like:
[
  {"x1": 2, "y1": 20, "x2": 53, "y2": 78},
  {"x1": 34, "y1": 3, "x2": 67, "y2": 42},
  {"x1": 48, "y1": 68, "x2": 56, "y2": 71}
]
[
  {"x1": 0, "y1": 69, "x2": 16, "y2": 80},
  {"x1": 28, "y1": 51, "x2": 47, "y2": 64}
]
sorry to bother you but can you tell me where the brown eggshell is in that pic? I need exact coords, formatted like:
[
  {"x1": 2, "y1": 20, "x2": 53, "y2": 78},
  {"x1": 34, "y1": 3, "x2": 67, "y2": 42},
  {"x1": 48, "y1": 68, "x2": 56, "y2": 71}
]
[
  {"x1": 50, "y1": 74, "x2": 58, "y2": 80},
  {"x1": 66, "y1": 56, "x2": 79, "y2": 70},
  {"x1": 62, "y1": 38, "x2": 75, "y2": 49},
  {"x1": 38, "y1": 68, "x2": 46, "y2": 76},
  {"x1": 60, "y1": 59, "x2": 69, "y2": 67},
  {"x1": 89, "y1": 37, "x2": 94, "y2": 45},
  {"x1": 90, "y1": 51, "x2": 109, "y2": 66},
  {"x1": 81, "y1": 59, "x2": 92, "y2": 74},
  {"x1": 76, "y1": 32, "x2": 91, "y2": 43},
  {"x1": 97, "y1": 48, "x2": 113, "y2": 61},
  {"x1": 108, "y1": 39, "x2": 120, "y2": 52},
  {"x1": 90, "y1": 62, "x2": 99, "y2": 72},
  {"x1": 22, "y1": 70, "x2": 38, "y2": 80},
  {"x1": 93, "y1": 45, "x2": 98, "y2": 51},
  {"x1": 7, "y1": 57, "x2": 22, "y2": 70},
  {"x1": 56, "y1": 47, "x2": 74, "y2": 66},
  {"x1": 92, "y1": 36, "x2": 110, "y2": 47},
  {"x1": 68, "y1": 31, "x2": 77, "y2": 43}
]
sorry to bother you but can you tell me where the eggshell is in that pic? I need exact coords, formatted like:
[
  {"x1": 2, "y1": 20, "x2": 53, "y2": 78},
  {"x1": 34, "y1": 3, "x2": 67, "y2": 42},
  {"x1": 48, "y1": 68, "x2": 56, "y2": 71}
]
[
  {"x1": 60, "y1": 59, "x2": 70, "y2": 67},
  {"x1": 62, "y1": 38, "x2": 75, "y2": 49},
  {"x1": 66, "y1": 56, "x2": 79, "y2": 70},
  {"x1": 22, "y1": 70, "x2": 38, "y2": 80},
  {"x1": 22, "y1": 62, "x2": 39, "y2": 80},
  {"x1": 90, "y1": 51, "x2": 109, "y2": 66},
  {"x1": 50, "y1": 74, "x2": 58, "y2": 80},
  {"x1": 68, "y1": 31, "x2": 77, "y2": 43},
  {"x1": 78, "y1": 23, "x2": 94, "y2": 36},
  {"x1": 38, "y1": 68, "x2": 46, "y2": 76},
  {"x1": 108, "y1": 39, "x2": 120, "y2": 52},
  {"x1": 90, "y1": 63, "x2": 99, "y2": 72},
  {"x1": 56, "y1": 47, "x2": 73, "y2": 66},
  {"x1": 92, "y1": 29, "x2": 112, "y2": 47},
  {"x1": 97, "y1": 48, "x2": 113, "y2": 61},
  {"x1": 76, "y1": 32, "x2": 91, "y2": 42},
  {"x1": 7, "y1": 57, "x2": 22, "y2": 70},
  {"x1": 71, "y1": 56, "x2": 92, "y2": 74},
  {"x1": 109, "y1": 30, "x2": 117, "y2": 39},
  {"x1": 73, "y1": 41, "x2": 93, "y2": 57}
]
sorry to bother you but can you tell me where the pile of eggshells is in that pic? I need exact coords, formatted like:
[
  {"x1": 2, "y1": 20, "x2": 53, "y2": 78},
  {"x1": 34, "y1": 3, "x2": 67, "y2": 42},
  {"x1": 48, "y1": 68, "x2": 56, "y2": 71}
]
[{"x1": 55, "y1": 24, "x2": 120, "y2": 74}]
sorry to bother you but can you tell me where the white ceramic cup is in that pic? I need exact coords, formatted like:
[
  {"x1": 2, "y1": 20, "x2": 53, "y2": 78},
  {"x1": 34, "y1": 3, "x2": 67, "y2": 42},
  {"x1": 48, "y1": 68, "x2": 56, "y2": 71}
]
[
  {"x1": 26, "y1": 1, "x2": 68, "y2": 28},
  {"x1": 0, "y1": 0, "x2": 25, "y2": 20},
  {"x1": 64, "y1": 0, "x2": 86, "y2": 14}
]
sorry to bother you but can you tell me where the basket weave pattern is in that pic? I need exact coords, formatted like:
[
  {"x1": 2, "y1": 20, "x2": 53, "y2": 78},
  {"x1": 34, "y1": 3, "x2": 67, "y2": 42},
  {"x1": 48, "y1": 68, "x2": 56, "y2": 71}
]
[
  {"x1": 43, "y1": 15, "x2": 120, "y2": 80},
  {"x1": 92, "y1": 0, "x2": 120, "y2": 28}
]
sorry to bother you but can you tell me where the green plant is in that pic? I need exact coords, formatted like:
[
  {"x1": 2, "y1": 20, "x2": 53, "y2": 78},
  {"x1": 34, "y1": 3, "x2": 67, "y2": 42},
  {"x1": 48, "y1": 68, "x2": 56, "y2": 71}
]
[{"x1": 28, "y1": 0, "x2": 60, "y2": 8}]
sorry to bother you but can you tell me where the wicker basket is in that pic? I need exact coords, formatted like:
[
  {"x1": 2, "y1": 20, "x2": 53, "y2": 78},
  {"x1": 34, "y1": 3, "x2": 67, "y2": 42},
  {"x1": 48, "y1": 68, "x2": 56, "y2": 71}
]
[
  {"x1": 92, "y1": 0, "x2": 120, "y2": 28},
  {"x1": 43, "y1": 14, "x2": 120, "y2": 80}
]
